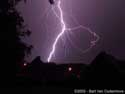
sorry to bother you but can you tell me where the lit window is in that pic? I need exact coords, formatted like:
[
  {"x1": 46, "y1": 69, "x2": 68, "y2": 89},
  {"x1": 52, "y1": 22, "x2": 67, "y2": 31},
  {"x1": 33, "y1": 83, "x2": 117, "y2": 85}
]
[
  {"x1": 68, "y1": 67, "x2": 72, "y2": 71},
  {"x1": 24, "y1": 63, "x2": 27, "y2": 66}
]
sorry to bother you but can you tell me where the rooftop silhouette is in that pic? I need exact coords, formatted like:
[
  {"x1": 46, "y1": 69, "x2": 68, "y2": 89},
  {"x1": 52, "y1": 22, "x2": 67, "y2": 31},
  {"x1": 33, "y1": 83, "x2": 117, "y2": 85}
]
[{"x1": 16, "y1": 51, "x2": 125, "y2": 88}]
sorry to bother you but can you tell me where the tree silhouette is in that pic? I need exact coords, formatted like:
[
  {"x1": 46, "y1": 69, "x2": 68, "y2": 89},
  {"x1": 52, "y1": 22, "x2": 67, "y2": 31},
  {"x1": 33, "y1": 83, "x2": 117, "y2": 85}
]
[{"x1": 0, "y1": 0, "x2": 32, "y2": 74}]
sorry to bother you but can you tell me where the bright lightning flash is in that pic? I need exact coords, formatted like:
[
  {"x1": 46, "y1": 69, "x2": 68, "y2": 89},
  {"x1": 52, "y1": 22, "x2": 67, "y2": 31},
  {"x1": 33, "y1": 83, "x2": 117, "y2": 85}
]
[
  {"x1": 47, "y1": 0, "x2": 66, "y2": 62},
  {"x1": 47, "y1": 0, "x2": 100, "y2": 62}
]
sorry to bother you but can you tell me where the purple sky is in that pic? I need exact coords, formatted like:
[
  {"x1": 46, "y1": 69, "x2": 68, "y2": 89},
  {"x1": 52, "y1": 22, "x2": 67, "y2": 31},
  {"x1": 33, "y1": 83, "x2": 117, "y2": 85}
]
[{"x1": 17, "y1": 0, "x2": 125, "y2": 64}]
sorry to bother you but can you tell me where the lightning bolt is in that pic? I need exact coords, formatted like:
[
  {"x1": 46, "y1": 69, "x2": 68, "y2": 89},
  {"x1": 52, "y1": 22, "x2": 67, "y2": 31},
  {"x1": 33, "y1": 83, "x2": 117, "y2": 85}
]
[
  {"x1": 47, "y1": 0, "x2": 100, "y2": 62},
  {"x1": 47, "y1": 0, "x2": 65, "y2": 62}
]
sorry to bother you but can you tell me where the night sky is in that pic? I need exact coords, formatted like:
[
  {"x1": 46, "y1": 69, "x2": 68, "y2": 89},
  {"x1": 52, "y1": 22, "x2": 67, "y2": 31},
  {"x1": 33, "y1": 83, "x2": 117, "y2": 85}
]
[{"x1": 17, "y1": 0, "x2": 125, "y2": 64}]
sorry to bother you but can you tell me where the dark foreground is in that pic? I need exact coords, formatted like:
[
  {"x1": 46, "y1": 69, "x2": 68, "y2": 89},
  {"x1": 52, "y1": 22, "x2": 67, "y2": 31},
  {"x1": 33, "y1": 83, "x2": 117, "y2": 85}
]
[{"x1": 16, "y1": 52, "x2": 125, "y2": 89}]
